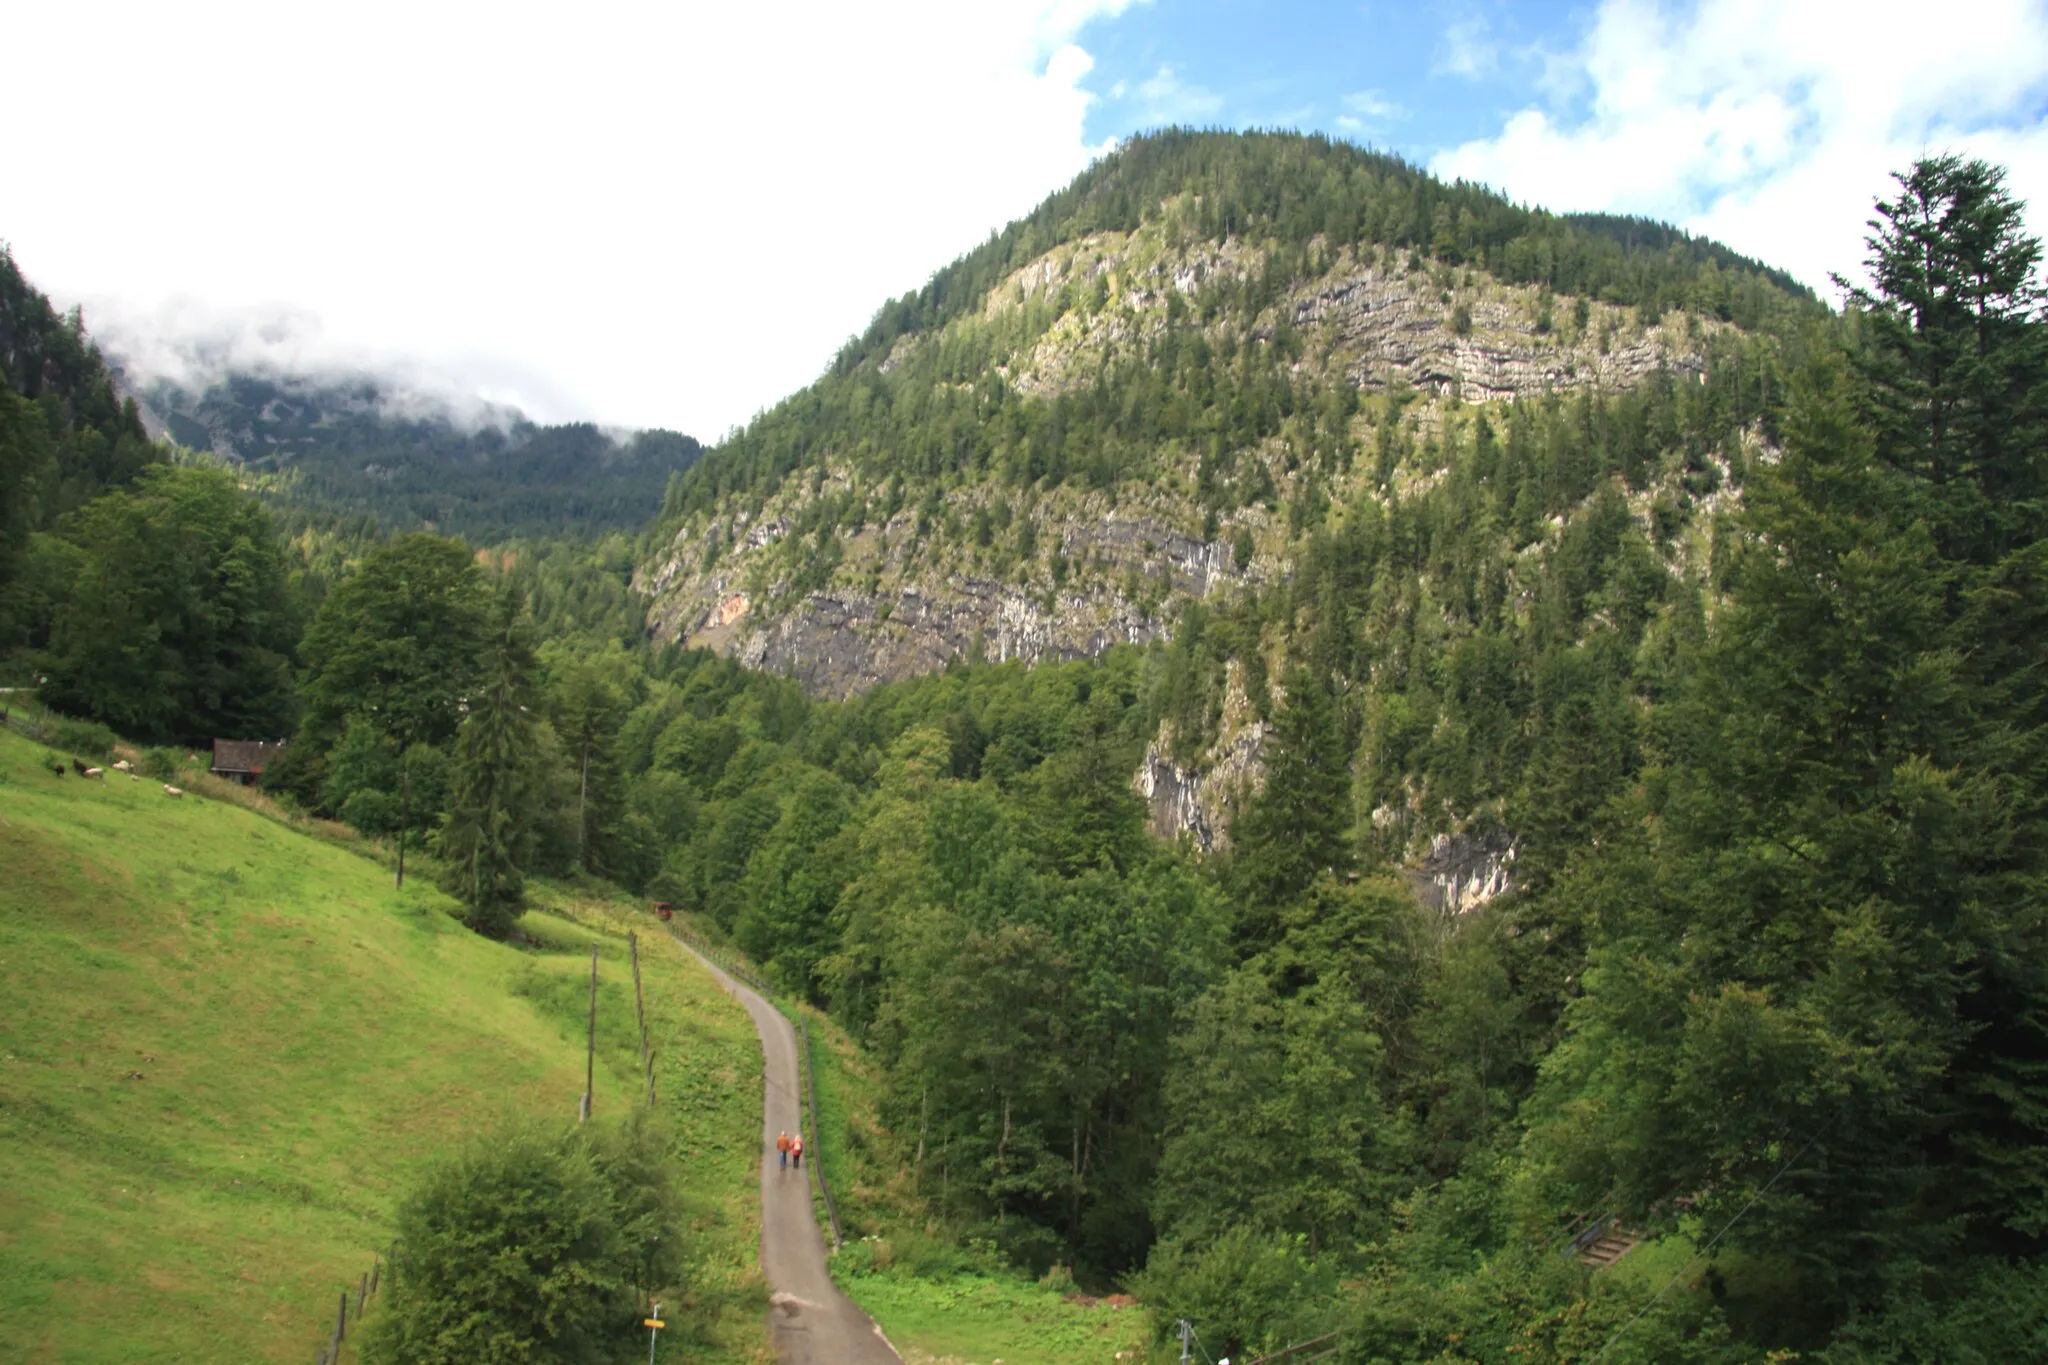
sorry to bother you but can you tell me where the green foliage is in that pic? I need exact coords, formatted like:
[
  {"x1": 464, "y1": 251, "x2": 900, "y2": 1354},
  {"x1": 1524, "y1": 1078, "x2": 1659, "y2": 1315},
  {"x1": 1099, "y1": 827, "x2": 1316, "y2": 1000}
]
[
  {"x1": 0, "y1": 248, "x2": 161, "y2": 649},
  {"x1": 295, "y1": 532, "x2": 490, "y2": 759},
  {"x1": 1128, "y1": 1226, "x2": 1338, "y2": 1359},
  {"x1": 1227, "y1": 665, "x2": 1353, "y2": 937},
  {"x1": 1525, "y1": 157, "x2": 2048, "y2": 1315},
  {"x1": 360, "y1": 1119, "x2": 684, "y2": 1365},
  {"x1": 440, "y1": 587, "x2": 545, "y2": 936},
  {"x1": 38, "y1": 466, "x2": 298, "y2": 744},
  {"x1": 50, "y1": 717, "x2": 114, "y2": 759}
]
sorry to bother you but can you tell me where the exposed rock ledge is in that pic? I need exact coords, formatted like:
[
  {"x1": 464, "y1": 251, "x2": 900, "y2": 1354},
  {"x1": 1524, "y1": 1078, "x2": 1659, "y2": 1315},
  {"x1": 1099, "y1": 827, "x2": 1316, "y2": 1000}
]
[
  {"x1": 1406, "y1": 830, "x2": 1519, "y2": 914},
  {"x1": 652, "y1": 576, "x2": 1169, "y2": 701}
]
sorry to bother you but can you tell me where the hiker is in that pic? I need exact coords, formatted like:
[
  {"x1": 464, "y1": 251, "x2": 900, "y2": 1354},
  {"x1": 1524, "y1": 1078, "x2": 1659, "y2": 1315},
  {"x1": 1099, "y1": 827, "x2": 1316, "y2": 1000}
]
[
  {"x1": 776, "y1": 1130, "x2": 790, "y2": 1169},
  {"x1": 792, "y1": 1135, "x2": 804, "y2": 1169}
]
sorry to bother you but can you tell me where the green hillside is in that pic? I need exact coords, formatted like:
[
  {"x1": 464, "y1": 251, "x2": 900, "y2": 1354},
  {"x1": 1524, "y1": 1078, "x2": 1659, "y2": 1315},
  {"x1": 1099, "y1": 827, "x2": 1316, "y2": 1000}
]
[
  {"x1": 0, "y1": 729, "x2": 763, "y2": 1364},
  {"x1": 144, "y1": 372, "x2": 702, "y2": 543},
  {"x1": 637, "y1": 129, "x2": 1820, "y2": 707}
]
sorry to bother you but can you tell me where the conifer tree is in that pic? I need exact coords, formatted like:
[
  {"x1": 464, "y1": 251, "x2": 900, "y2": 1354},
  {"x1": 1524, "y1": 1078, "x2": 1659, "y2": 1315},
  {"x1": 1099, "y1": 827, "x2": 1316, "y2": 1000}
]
[
  {"x1": 1229, "y1": 664, "x2": 1353, "y2": 940},
  {"x1": 441, "y1": 586, "x2": 542, "y2": 937},
  {"x1": 1840, "y1": 155, "x2": 2048, "y2": 564}
]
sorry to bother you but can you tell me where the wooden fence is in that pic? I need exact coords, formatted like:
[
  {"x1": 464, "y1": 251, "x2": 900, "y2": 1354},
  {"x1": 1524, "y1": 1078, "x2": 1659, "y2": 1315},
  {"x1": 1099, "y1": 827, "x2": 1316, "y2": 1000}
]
[{"x1": 311, "y1": 1244, "x2": 394, "y2": 1364}]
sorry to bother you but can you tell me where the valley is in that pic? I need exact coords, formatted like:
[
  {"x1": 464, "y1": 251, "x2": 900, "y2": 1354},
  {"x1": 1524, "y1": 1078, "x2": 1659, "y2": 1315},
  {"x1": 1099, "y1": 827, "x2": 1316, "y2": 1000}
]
[{"x1": 4, "y1": 124, "x2": 2046, "y2": 1364}]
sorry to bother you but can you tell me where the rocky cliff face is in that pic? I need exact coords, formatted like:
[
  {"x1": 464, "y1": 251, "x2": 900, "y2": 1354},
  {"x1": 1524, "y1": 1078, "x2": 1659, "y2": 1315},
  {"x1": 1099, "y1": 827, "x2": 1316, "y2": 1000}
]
[
  {"x1": 641, "y1": 468, "x2": 1270, "y2": 699},
  {"x1": 639, "y1": 229, "x2": 1719, "y2": 699},
  {"x1": 1406, "y1": 830, "x2": 1520, "y2": 914},
  {"x1": 1131, "y1": 662, "x2": 1272, "y2": 852}
]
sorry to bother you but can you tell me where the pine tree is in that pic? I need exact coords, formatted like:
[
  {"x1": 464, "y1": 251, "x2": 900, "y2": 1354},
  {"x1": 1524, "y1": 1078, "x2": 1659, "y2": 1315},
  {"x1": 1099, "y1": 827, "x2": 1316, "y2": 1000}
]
[
  {"x1": 440, "y1": 586, "x2": 542, "y2": 938},
  {"x1": 1229, "y1": 664, "x2": 1353, "y2": 941},
  {"x1": 1839, "y1": 155, "x2": 2048, "y2": 564}
]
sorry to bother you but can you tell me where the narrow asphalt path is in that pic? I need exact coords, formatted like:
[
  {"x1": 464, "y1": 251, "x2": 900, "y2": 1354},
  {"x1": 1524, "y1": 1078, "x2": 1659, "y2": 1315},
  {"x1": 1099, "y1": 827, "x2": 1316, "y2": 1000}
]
[{"x1": 680, "y1": 945, "x2": 900, "y2": 1365}]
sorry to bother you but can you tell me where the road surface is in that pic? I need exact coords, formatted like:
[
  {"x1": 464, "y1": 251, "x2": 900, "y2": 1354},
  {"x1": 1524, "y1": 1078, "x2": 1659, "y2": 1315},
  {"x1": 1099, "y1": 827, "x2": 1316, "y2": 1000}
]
[{"x1": 682, "y1": 945, "x2": 901, "y2": 1365}]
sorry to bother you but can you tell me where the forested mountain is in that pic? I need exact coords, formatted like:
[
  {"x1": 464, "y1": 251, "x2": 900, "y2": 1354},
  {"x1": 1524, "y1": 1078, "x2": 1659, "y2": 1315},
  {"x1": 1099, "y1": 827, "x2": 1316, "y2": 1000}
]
[
  {"x1": 138, "y1": 371, "x2": 701, "y2": 541},
  {"x1": 11, "y1": 128, "x2": 2048, "y2": 1364},
  {"x1": 638, "y1": 130, "x2": 1821, "y2": 884},
  {"x1": 605, "y1": 145, "x2": 2047, "y2": 1359}
]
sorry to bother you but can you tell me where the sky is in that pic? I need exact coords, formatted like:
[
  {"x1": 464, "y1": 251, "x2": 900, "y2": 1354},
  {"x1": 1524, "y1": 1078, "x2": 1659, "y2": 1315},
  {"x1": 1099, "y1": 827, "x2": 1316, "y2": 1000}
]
[{"x1": 6, "y1": 0, "x2": 2046, "y2": 438}]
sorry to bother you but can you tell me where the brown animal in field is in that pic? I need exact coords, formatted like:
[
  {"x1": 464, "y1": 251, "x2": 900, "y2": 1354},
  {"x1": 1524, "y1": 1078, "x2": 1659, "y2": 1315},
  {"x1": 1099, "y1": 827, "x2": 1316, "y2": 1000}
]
[
  {"x1": 70, "y1": 757, "x2": 89, "y2": 775},
  {"x1": 163, "y1": 785, "x2": 184, "y2": 798}
]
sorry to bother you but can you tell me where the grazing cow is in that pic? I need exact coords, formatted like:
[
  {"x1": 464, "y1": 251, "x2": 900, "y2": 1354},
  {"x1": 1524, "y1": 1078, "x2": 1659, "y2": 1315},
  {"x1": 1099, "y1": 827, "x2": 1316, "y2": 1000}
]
[
  {"x1": 83, "y1": 767, "x2": 104, "y2": 779},
  {"x1": 70, "y1": 757, "x2": 89, "y2": 775},
  {"x1": 112, "y1": 759, "x2": 133, "y2": 773},
  {"x1": 163, "y1": 785, "x2": 184, "y2": 798}
]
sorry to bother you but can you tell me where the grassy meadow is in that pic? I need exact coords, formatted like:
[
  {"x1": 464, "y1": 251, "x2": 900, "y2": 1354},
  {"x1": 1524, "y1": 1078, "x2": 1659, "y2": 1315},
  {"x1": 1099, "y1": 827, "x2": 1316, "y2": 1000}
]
[{"x1": 0, "y1": 729, "x2": 765, "y2": 1364}]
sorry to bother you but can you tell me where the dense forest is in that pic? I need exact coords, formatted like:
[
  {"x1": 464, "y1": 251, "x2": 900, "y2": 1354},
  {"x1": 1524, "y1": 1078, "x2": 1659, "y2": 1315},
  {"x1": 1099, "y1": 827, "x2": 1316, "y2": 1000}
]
[
  {"x1": 5, "y1": 133, "x2": 2046, "y2": 1362},
  {"x1": 149, "y1": 371, "x2": 703, "y2": 542}
]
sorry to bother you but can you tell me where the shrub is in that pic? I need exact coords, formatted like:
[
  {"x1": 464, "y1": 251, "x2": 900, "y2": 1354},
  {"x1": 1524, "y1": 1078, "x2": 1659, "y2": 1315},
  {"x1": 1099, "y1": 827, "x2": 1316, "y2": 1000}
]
[
  {"x1": 140, "y1": 748, "x2": 182, "y2": 781},
  {"x1": 1129, "y1": 1227, "x2": 1338, "y2": 1358},
  {"x1": 361, "y1": 1119, "x2": 683, "y2": 1365},
  {"x1": 53, "y1": 718, "x2": 116, "y2": 759}
]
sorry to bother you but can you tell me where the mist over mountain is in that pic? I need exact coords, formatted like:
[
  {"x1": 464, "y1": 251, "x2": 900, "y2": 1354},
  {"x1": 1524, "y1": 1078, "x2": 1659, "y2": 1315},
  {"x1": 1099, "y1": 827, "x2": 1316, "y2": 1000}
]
[{"x1": 132, "y1": 367, "x2": 701, "y2": 543}]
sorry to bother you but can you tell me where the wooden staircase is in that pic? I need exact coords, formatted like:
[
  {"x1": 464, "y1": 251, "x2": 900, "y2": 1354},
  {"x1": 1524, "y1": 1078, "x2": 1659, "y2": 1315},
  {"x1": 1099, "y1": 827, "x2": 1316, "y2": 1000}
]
[
  {"x1": 1576, "y1": 1222, "x2": 1639, "y2": 1269},
  {"x1": 1562, "y1": 1208, "x2": 1640, "y2": 1271}
]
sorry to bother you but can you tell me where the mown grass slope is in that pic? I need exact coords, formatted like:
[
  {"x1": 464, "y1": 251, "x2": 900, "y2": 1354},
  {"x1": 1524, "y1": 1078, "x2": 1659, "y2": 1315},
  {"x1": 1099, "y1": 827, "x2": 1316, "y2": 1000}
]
[{"x1": 0, "y1": 729, "x2": 764, "y2": 1363}]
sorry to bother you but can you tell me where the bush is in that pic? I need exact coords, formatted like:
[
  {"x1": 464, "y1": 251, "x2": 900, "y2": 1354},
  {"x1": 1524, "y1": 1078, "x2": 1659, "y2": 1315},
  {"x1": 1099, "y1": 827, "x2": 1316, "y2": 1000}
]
[
  {"x1": 1129, "y1": 1227, "x2": 1339, "y2": 1358},
  {"x1": 360, "y1": 1118, "x2": 684, "y2": 1365},
  {"x1": 53, "y1": 718, "x2": 116, "y2": 760},
  {"x1": 140, "y1": 748, "x2": 182, "y2": 781}
]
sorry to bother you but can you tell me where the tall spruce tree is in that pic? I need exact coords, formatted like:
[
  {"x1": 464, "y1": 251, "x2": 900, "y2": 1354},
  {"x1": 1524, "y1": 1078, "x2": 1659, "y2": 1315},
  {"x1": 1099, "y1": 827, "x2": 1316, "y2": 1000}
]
[
  {"x1": 1229, "y1": 664, "x2": 1353, "y2": 941},
  {"x1": 1840, "y1": 155, "x2": 2048, "y2": 565},
  {"x1": 441, "y1": 585, "x2": 543, "y2": 937}
]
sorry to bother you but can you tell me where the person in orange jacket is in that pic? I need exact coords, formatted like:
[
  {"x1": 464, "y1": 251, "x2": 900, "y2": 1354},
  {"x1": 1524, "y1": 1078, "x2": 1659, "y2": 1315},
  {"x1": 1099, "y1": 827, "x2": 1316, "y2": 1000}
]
[
  {"x1": 776, "y1": 1130, "x2": 791, "y2": 1169},
  {"x1": 792, "y1": 1135, "x2": 805, "y2": 1169}
]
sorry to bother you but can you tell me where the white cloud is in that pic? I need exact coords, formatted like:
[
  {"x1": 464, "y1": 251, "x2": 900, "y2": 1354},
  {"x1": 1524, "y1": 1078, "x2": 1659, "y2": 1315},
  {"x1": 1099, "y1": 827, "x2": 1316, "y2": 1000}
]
[
  {"x1": 1430, "y1": 0, "x2": 2048, "y2": 295},
  {"x1": 1, "y1": 0, "x2": 1141, "y2": 434},
  {"x1": 1341, "y1": 89, "x2": 1405, "y2": 123},
  {"x1": 1131, "y1": 64, "x2": 1227, "y2": 123},
  {"x1": 1435, "y1": 16, "x2": 1499, "y2": 80}
]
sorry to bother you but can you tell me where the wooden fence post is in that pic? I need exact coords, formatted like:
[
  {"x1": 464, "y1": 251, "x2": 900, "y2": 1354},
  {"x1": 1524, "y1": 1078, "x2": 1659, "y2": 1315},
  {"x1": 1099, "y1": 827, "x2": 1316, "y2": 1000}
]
[
  {"x1": 646, "y1": 1049, "x2": 656, "y2": 1108},
  {"x1": 629, "y1": 930, "x2": 647, "y2": 1063},
  {"x1": 581, "y1": 943, "x2": 598, "y2": 1122}
]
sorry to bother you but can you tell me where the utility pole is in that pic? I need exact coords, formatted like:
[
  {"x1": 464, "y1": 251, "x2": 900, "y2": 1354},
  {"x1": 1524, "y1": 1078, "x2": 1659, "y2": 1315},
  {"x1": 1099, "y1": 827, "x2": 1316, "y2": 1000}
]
[
  {"x1": 581, "y1": 944, "x2": 598, "y2": 1122},
  {"x1": 1178, "y1": 1317, "x2": 1194, "y2": 1365},
  {"x1": 645, "y1": 1300, "x2": 664, "y2": 1363}
]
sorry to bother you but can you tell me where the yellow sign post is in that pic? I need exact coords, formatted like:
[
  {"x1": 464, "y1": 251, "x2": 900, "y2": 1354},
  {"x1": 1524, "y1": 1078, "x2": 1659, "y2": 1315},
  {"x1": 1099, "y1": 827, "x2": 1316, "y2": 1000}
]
[{"x1": 645, "y1": 1302, "x2": 665, "y2": 1363}]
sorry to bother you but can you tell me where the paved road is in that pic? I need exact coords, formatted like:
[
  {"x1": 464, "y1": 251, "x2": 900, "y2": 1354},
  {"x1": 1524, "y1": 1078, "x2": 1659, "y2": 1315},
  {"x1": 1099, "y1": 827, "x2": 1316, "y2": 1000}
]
[{"x1": 681, "y1": 946, "x2": 900, "y2": 1365}]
